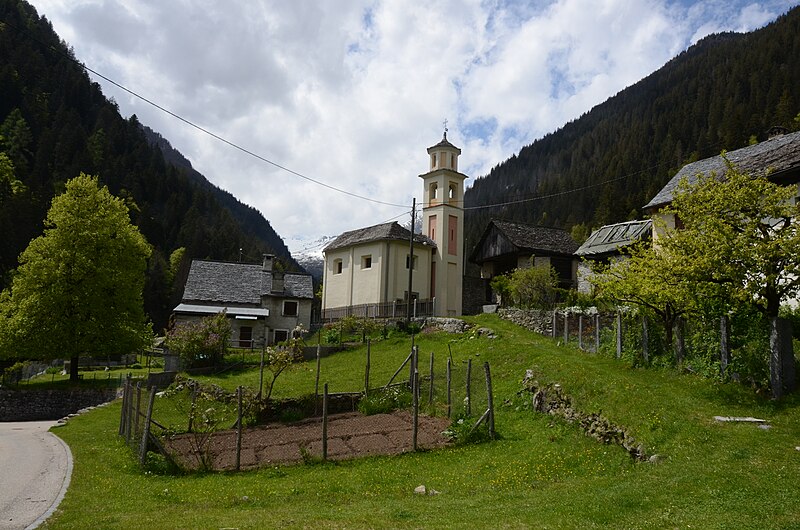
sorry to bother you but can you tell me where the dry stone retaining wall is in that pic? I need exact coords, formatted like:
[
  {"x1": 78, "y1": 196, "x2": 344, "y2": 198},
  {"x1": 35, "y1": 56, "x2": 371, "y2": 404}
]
[{"x1": 0, "y1": 387, "x2": 119, "y2": 421}]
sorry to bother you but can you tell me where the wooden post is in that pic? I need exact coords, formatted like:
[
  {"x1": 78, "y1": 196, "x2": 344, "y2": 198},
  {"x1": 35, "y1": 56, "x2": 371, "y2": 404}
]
[
  {"x1": 365, "y1": 339, "x2": 371, "y2": 396},
  {"x1": 616, "y1": 311, "x2": 623, "y2": 359},
  {"x1": 642, "y1": 315, "x2": 649, "y2": 363},
  {"x1": 412, "y1": 370, "x2": 419, "y2": 451},
  {"x1": 720, "y1": 314, "x2": 731, "y2": 378},
  {"x1": 386, "y1": 349, "x2": 413, "y2": 387},
  {"x1": 409, "y1": 346, "x2": 417, "y2": 390},
  {"x1": 484, "y1": 362, "x2": 495, "y2": 439},
  {"x1": 552, "y1": 310, "x2": 557, "y2": 339},
  {"x1": 595, "y1": 314, "x2": 600, "y2": 353},
  {"x1": 563, "y1": 313, "x2": 569, "y2": 344},
  {"x1": 258, "y1": 344, "x2": 265, "y2": 399},
  {"x1": 118, "y1": 378, "x2": 129, "y2": 436},
  {"x1": 428, "y1": 351, "x2": 435, "y2": 405},
  {"x1": 235, "y1": 386, "x2": 243, "y2": 471},
  {"x1": 446, "y1": 357, "x2": 452, "y2": 418},
  {"x1": 134, "y1": 382, "x2": 142, "y2": 441},
  {"x1": 578, "y1": 315, "x2": 584, "y2": 350},
  {"x1": 139, "y1": 386, "x2": 157, "y2": 466},
  {"x1": 466, "y1": 358, "x2": 472, "y2": 416},
  {"x1": 314, "y1": 344, "x2": 321, "y2": 415},
  {"x1": 322, "y1": 383, "x2": 329, "y2": 460}
]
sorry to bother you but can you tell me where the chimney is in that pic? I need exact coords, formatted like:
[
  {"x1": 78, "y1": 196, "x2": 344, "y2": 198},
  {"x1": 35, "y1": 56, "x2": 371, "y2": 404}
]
[{"x1": 262, "y1": 254, "x2": 274, "y2": 272}]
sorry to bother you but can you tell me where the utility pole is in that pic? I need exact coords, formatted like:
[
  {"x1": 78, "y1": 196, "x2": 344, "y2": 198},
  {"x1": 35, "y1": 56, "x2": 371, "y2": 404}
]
[{"x1": 407, "y1": 198, "x2": 416, "y2": 324}]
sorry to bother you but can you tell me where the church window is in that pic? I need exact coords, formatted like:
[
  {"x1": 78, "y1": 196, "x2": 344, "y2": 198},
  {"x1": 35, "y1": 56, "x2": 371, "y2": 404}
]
[
  {"x1": 334, "y1": 259, "x2": 343, "y2": 275},
  {"x1": 406, "y1": 254, "x2": 418, "y2": 270},
  {"x1": 448, "y1": 215, "x2": 458, "y2": 256},
  {"x1": 361, "y1": 255, "x2": 372, "y2": 269}
]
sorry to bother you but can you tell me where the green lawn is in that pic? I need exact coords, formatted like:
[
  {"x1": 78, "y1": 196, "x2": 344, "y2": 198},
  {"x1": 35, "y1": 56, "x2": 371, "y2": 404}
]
[{"x1": 44, "y1": 315, "x2": 800, "y2": 529}]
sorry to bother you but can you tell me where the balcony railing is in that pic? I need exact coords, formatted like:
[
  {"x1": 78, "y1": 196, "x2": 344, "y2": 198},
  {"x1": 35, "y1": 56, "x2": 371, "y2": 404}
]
[{"x1": 320, "y1": 298, "x2": 435, "y2": 323}]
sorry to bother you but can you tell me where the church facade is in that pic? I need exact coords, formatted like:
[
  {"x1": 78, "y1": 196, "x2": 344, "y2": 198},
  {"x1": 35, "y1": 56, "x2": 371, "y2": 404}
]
[{"x1": 321, "y1": 133, "x2": 466, "y2": 318}]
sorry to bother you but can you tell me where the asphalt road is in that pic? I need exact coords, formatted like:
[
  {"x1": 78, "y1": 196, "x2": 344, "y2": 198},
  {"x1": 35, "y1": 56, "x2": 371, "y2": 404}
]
[{"x1": 0, "y1": 421, "x2": 72, "y2": 529}]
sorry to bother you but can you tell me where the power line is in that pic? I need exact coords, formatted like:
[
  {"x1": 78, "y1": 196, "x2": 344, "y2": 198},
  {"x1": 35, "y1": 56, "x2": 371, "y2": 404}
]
[{"x1": 2, "y1": 17, "x2": 409, "y2": 209}]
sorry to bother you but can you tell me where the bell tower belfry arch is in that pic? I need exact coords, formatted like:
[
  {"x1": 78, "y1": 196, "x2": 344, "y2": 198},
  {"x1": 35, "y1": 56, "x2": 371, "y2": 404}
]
[{"x1": 420, "y1": 127, "x2": 467, "y2": 316}]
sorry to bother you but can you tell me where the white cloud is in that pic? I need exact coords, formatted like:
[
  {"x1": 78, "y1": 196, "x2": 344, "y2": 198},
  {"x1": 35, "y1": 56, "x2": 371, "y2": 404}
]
[{"x1": 27, "y1": 0, "x2": 799, "y2": 252}]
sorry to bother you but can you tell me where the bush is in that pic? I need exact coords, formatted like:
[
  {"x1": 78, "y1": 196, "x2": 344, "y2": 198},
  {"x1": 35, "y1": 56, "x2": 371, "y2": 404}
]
[
  {"x1": 358, "y1": 386, "x2": 412, "y2": 415},
  {"x1": 508, "y1": 264, "x2": 559, "y2": 309},
  {"x1": 165, "y1": 311, "x2": 231, "y2": 367}
]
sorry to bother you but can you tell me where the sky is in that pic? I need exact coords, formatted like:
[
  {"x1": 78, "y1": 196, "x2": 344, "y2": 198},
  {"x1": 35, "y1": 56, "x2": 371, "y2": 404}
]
[{"x1": 27, "y1": 0, "x2": 800, "y2": 256}]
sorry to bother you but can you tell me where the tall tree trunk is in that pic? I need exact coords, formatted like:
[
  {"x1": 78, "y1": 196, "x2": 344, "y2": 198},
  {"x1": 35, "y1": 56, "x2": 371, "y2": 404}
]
[
  {"x1": 673, "y1": 317, "x2": 686, "y2": 365},
  {"x1": 720, "y1": 314, "x2": 731, "y2": 379},
  {"x1": 70, "y1": 354, "x2": 79, "y2": 382}
]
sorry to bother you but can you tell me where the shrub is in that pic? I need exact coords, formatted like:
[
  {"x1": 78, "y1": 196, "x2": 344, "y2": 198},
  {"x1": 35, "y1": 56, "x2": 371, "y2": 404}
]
[
  {"x1": 508, "y1": 264, "x2": 559, "y2": 309},
  {"x1": 165, "y1": 311, "x2": 231, "y2": 367},
  {"x1": 358, "y1": 386, "x2": 412, "y2": 415}
]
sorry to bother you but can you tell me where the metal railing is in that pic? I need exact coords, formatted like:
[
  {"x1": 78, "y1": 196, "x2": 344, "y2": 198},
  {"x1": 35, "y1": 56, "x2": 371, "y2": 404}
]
[{"x1": 320, "y1": 298, "x2": 435, "y2": 323}]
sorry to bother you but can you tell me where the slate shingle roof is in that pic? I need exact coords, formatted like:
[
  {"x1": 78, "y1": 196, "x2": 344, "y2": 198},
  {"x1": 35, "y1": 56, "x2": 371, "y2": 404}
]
[
  {"x1": 181, "y1": 260, "x2": 313, "y2": 304},
  {"x1": 645, "y1": 131, "x2": 800, "y2": 211},
  {"x1": 575, "y1": 220, "x2": 652, "y2": 257},
  {"x1": 323, "y1": 221, "x2": 436, "y2": 253},
  {"x1": 470, "y1": 220, "x2": 578, "y2": 263}
]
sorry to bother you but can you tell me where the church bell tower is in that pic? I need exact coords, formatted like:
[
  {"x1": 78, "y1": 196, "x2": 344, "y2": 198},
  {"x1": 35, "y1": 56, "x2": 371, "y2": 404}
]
[{"x1": 420, "y1": 127, "x2": 466, "y2": 316}]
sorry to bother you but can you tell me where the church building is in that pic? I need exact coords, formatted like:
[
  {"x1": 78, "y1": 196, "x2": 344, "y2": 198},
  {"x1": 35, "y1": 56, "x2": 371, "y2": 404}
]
[{"x1": 321, "y1": 132, "x2": 467, "y2": 319}]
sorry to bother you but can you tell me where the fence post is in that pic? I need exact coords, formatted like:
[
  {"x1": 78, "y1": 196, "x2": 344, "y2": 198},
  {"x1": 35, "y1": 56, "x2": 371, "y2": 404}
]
[
  {"x1": 595, "y1": 314, "x2": 600, "y2": 353},
  {"x1": 235, "y1": 386, "x2": 243, "y2": 471},
  {"x1": 720, "y1": 314, "x2": 731, "y2": 378},
  {"x1": 118, "y1": 377, "x2": 129, "y2": 436},
  {"x1": 616, "y1": 311, "x2": 623, "y2": 359},
  {"x1": 322, "y1": 383, "x2": 329, "y2": 461},
  {"x1": 466, "y1": 358, "x2": 472, "y2": 416},
  {"x1": 484, "y1": 362, "x2": 495, "y2": 440},
  {"x1": 314, "y1": 345, "x2": 321, "y2": 415},
  {"x1": 139, "y1": 386, "x2": 157, "y2": 466},
  {"x1": 428, "y1": 351, "x2": 435, "y2": 405},
  {"x1": 412, "y1": 370, "x2": 419, "y2": 451},
  {"x1": 134, "y1": 382, "x2": 142, "y2": 441},
  {"x1": 365, "y1": 339, "x2": 371, "y2": 396},
  {"x1": 446, "y1": 357, "x2": 452, "y2": 418},
  {"x1": 409, "y1": 346, "x2": 418, "y2": 390},
  {"x1": 552, "y1": 310, "x2": 557, "y2": 339},
  {"x1": 578, "y1": 315, "x2": 584, "y2": 350},
  {"x1": 563, "y1": 312, "x2": 569, "y2": 344},
  {"x1": 642, "y1": 315, "x2": 649, "y2": 363},
  {"x1": 259, "y1": 344, "x2": 265, "y2": 399}
]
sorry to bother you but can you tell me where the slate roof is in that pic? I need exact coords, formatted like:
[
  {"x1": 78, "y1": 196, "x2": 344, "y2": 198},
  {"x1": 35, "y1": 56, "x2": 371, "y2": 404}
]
[
  {"x1": 644, "y1": 131, "x2": 800, "y2": 211},
  {"x1": 575, "y1": 220, "x2": 652, "y2": 258},
  {"x1": 470, "y1": 220, "x2": 578, "y2": 263},
  {"x1": 428, "y1": 133, "x2": 461, "y2": 153},
  {"x1": 181, "y1": 260, "x2": 314, "y2": 304},
  {"x1": 323, "y1": 221, "x2": 436, "y2": 253}
]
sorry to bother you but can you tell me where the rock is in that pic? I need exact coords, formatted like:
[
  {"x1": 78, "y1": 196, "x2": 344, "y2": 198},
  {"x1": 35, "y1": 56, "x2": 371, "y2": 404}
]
[
  {"x1": 428, "y1": 489, "x2": 440, "y2": 496},
  {"x1": 648, "y1": 454, "x2": 664, "y2": 464},
  {"x1": 476, "y1": 327, "x2": 496, "y2": 338},
  {"x1": 414, "y1": 485, "x2": 427, "y2": 495}
]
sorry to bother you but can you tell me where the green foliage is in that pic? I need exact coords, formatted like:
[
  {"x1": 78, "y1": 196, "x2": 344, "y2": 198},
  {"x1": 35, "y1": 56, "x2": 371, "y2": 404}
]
[
  {"x1": 489, "y1": 274, "x2": 511, "y2": 306},
  {"x1": 323, "y1": 316, "x2": 383, "y2": 344},
  {"x1": 1, "y1": 174, "x2": 151, "y2": 379},
  {"x1": 570, "y1": 223, "x2": 591, "y2": 245},
  {"x1": 165, "y1": 312, "x2": 231, "y2": 367},
  {"x1": 357, "y1": 386, "x2": 412, "y2": 415},
  {"x1": 507, "y1": 264, "x2": 559, "y2": 309},
  {"x1": 442, "y1": 413, "x2": 493, "y2": 445}
]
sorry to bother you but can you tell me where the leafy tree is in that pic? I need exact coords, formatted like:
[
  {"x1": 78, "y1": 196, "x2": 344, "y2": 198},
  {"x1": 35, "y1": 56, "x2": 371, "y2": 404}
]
[
  {"x1": 662, "y1": 161, "x2": 800, "y2": 397},
  {"x1": 590, "y1": 242, "x2": 693, "y2": 362},
  {"x1": 1, "y1": 173, "x2": 151, "y2": 381},
  {"x1": 165, "y1": 311, "x2": 231, "y2": 367},
  {"x1": 507, "y1": 263, "x2": 559, "y2": 309}
]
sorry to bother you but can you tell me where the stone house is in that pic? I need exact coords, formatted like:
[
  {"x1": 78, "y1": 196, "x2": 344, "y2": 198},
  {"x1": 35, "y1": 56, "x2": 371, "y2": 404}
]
[
  {"x1": 173, "y1": 255, "x2": 314, "y2": 346},
  {"x1": 574, "y1": 219, "x2": 652, "y2": 294}
]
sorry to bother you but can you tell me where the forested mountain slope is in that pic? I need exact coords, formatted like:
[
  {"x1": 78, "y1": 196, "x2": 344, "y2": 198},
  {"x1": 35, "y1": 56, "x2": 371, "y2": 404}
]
[
  {"x1": 464, "y1": 7, "x2": 800, "y2": 248},
  {"x1": 0, "y1": 0, "x2": 299, "y2": 331}
]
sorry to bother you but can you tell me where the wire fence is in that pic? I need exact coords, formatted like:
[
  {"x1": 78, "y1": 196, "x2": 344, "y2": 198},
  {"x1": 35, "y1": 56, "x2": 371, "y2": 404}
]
[{"x1": 119, "y1": 334, "x2": 496, "y2": 472}]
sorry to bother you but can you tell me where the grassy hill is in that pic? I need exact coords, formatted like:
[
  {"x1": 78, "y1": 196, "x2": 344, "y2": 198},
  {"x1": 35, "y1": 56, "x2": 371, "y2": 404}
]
[{"x1": 46, "y1": 314, "x2": 800, "y2": 528}]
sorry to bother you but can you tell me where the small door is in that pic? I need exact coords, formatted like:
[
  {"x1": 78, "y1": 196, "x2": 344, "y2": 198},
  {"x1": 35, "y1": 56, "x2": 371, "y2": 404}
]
[{"x1": 239, "y1": 326, "x2": 253, "y2": 348}]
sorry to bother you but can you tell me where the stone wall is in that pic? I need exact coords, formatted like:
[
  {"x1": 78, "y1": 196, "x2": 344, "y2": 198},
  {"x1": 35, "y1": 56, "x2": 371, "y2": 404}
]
[
  {"x1": 0, "y1": 387, "x2": 119, "y2": 421},
  {"x1": 497, "y1": 308, "x2": 554, "y2": 335}
]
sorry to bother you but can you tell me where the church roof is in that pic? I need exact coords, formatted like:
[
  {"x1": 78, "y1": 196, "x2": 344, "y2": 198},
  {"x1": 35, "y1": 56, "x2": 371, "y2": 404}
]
[
  {"x1": 575, "y1": 220, "x2": 652, "y2": 258},
  {"x1": 181, "y1": 260, "x2": 314, "y2": 304},
  {"x1": 324, "y1": 221, "x2": 436, "y2": 252},
  {"x1": 469, "y1": 220, "x2": 578, "y2": 263},
  {"x1": 644, "y1": 130, "x2": 800, "y2": 211},
  {"x1": 427, "y1": 132, "x2": 461, "y2": 153}
]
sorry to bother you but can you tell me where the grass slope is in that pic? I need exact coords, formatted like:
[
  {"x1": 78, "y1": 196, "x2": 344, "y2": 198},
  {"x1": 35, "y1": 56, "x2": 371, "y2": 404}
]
[{"x1": 44, "y1": 315, "x2": 800, "y2": 529}]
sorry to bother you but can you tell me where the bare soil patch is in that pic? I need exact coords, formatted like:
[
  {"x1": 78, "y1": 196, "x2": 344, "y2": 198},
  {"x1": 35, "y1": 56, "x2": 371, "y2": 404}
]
[{"x1": 164, "y1": 410, "x2": 452, "y2": 471}]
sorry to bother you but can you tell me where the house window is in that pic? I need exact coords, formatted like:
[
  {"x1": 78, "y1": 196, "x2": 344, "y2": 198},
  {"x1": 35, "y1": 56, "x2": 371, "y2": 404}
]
[
  {"x1": 361, "y1": 255, "x2": 372, "y2": 269},
  {"x1": 274, "y1": 329, "x2": 289, "y2": 344},
  {"x1": 334, "y1": 259, "x2": 343, "y2": 275},
  {"x1": 406, "y1": 254, "x2": 418, "y2": 270},
  {"x1": 283, "y1": 300, "x2": 298, "y2": 317}
]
